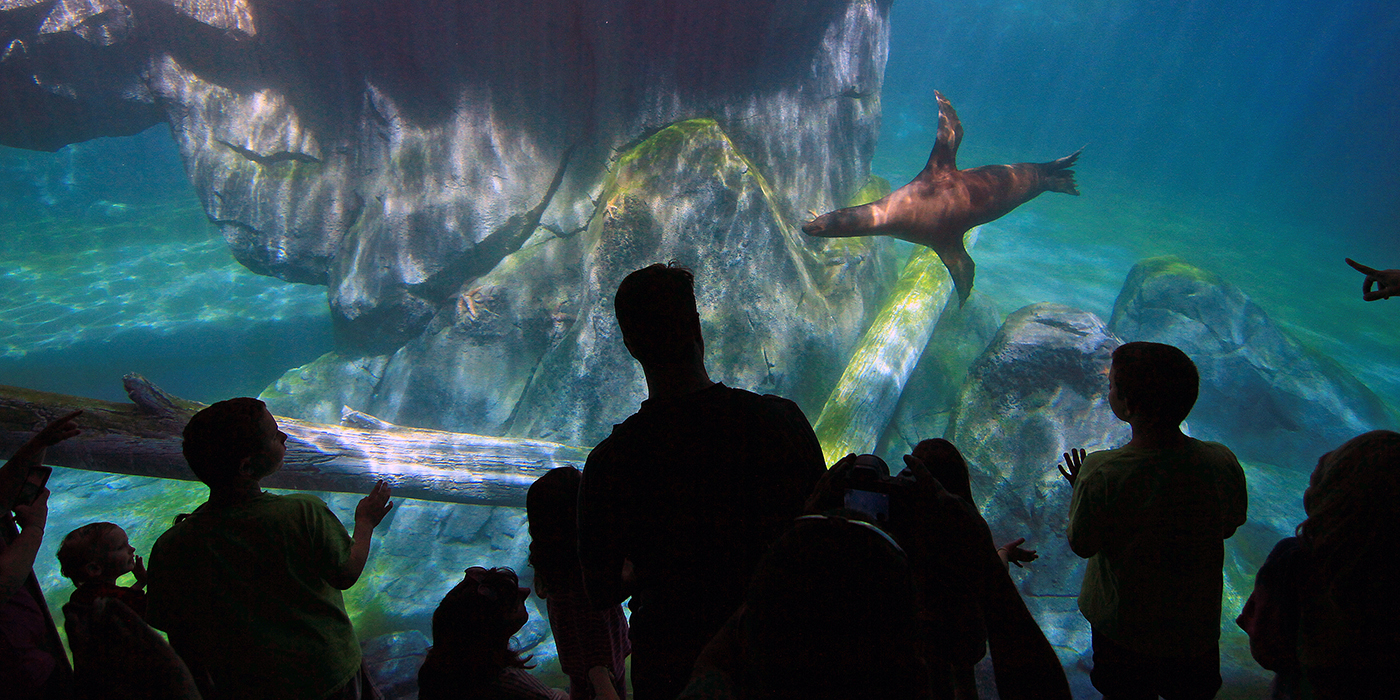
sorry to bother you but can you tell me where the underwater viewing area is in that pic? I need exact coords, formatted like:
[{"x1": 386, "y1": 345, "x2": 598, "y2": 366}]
[{"x1": 2, "y1": 0, "x2": 1397, "y2": 698}]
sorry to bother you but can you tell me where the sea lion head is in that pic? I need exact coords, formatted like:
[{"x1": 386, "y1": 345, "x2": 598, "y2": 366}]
[{"x1": 801, "y1": 206, "x2": 869, "y2": 239}]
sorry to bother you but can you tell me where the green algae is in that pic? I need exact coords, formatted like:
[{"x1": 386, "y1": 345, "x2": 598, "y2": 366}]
[
  {"x1": 845, "y1": 174, "x2": 892, "y2": 208},
  {"x1": 1136, "y1": 255, "x2": 1224, "y2": 286}
]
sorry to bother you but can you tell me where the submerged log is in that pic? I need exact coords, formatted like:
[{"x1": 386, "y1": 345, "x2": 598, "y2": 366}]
[
  {"x1": 0, "y1": 375, "x2": 589, "y2": 507},
  {"x1": 813, "y1": 230, "x2": 977, "y2": 465}
]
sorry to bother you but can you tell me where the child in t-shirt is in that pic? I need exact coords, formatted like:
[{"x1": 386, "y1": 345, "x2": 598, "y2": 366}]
[
  {"x1": 1058, "y1": 341, "x2": 1248, "y2": 699},
  {"x1": 527, "y1": 467, "x2": 629, "y2": 700},
  {"x1": 58, "y1": 522, "x2": 146, "y2": 618}
]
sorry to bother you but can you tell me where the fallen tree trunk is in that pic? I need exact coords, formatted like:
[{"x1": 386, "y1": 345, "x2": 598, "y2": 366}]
[
  {"x1": 0, "y1": 375, "x2": 589, "y2": 507},
  {"x1": 813, "y1": 230, "x2": 977, "y2": 465}
]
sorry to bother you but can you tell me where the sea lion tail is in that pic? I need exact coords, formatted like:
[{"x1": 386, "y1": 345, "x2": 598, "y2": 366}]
[{"x1": 1039, "y1": 147, "x2": 1083, "y2": 196}]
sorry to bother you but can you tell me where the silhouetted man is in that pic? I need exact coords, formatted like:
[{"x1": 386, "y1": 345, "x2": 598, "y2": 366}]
[{"x1": 577, "y1": 263, "x2": 825, "y2": 700}]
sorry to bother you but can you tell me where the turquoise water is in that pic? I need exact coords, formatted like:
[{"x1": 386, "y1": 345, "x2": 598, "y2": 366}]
[{"x1": 3, "y1": 1, "x2": 1398, "y2": 698}]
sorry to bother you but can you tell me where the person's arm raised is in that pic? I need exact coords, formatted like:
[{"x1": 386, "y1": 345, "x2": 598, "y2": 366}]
[
  {"x1": 1, "y1": 489, "x2": 48, "y2": 603},
  {"x1": 329, "y1": 480, "x2": 392, "y2": 590},
  {"x1": 0, "y1": 410, "x2": 81, "y2": 510}
]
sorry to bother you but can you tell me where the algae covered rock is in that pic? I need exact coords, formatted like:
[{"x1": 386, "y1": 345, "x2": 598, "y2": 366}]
[
  {"x1": 264, "y1": 118, "x2": 892, "y2": 443},
  {"x1": 1108, "y1": 256, "x2": 1393, "y2": 469},
  {"x1": 508, "y1": 118, "x2": 892, "y2": 446},
  {"x1": 944, "y1": 302, "x2": 1129, "y2": 662}
]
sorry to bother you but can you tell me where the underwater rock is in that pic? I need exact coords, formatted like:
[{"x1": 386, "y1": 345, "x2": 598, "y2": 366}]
[
  {"x1": 262, "y1": 118, "x2": 896, "y2": 443},
  {"x1": 260, "y1": 352, "x2": 391, "y2": 426},
  {"x1": 358, "y1": 229, "x2": 595, "y2": 436},
  {"x1": 504, "y1": 118, "x2": 893, "y2": 446},
  {"x1": 0, "y1": 0, "x2": 161, "y2": 150},
  {"x1": 1, "y1": 0, "x2": 890, "y2": 350},
  {"x1": 944, "y1": 302, "x2": 1129, "y2": 662},
  {"x1": 1108, "y1": 256, "x2": 1393, "y2": 469}
]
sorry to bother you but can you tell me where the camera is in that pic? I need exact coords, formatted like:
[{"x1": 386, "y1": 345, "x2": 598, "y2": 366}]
[{"x1": 842, "y1": 454, "x2": 913, "y2": 524}]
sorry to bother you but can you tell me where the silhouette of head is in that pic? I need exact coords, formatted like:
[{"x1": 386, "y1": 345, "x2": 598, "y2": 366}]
[
  {"x1": 1301, "y1": 430, "x2": 1400, "y2": 549},
  {"x1": 738, "y1": 515, "x2": 923, "y2": 700},
  {"x1": 1109, "y1": 342, "x2": 1199, "y2": 426},
  {"x1": 526, "y1": 467, "x2": 584, "y2": 593},
  {"x1": 614, "y1": 262, "x2": 703, "y2": 366},
  {"x1": 57, "y1": 522, "x2": 131, "y2": 584},
  {"x1": 911, "y1": 438, "x2": 974, "y2": 504},
  {"x1": 419, "y1": 567, "x2": 533, "y2": 699},
  {"x1": 182, "y1": 398, "x2": 285, "y2": 487}
]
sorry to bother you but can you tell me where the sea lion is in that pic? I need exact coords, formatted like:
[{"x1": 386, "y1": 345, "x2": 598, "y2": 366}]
[{"x1": 803, "y1": 91, "x2": 1081, "y2": 304}]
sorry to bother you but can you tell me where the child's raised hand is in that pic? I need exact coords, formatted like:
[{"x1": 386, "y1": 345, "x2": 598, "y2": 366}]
[
  {"x1": 132, "y1": 554, "x2": 147, "y2": 585},
  {"x1": 1057, "y1": 448, "x2": 1086, "y2": 486},
  {"x1": 355, "y1": 480, "x2": 393, "y2": 528}
]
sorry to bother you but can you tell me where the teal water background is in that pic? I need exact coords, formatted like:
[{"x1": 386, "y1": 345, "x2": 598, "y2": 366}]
[
  {"x1": 2, "y1": 1, "x2": 1398, "y2": 697},
  {"x1": 876, "y1": 0, "x2": 1400, "y2": 414}
]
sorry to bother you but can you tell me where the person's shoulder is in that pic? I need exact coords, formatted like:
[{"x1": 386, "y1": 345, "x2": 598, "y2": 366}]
[
  {"x1": 276, "y1": 492, "x2": 331, "y2": 508},
  {"x1": 247, "y1": 491, "x2": 330, "y2": 512},
  {"x1": 1190, "y1": 438, "x2": 1239, "y2": 459},
  {"x1": 1188, "y1": 439, "x2": 1245, "y2": 473},
  {"x1": 729, "y1": 386, "x2": 811, "y2": 424},
  {"x1": 1081, "y1": 446, "x2": 1129, "y2": 474},
  {"x1": 584, "y1": 429, "x2": 626, "y2": 471}
]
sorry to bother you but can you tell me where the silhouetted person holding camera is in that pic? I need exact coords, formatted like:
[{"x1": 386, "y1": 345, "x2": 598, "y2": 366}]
[
  {"x1": 1, "y1": 410, "x2": 82, "y2": 700},
  {"x1": 804, "y1": 453, "x2": 1070, "y2": 700},
  {"x1": 679, "y1": 513, "x2": 925, "y2": 700},
  {"x1": 577, "y1": 263, "x2": 825, "y2": 700},
  {"x1": 1059, "y1": 342, "x2": 1247, "y2": 700}
]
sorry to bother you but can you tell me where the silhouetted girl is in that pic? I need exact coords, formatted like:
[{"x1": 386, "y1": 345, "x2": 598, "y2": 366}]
[
  {"x1": 418, "y1": 566, "x2": 566, "y2": 700},
  {"x1": 527, "y1": 467, "x2": 629, "y2": 700}
]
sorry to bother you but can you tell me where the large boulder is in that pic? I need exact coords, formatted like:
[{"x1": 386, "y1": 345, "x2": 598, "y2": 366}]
[
  {"x1": 1108, "y1": 256, "x2": 1394, "y2": 469},
  {"x1": 944, "y1": 302, "x2": 1128, "y2": 680},
  {"x1": 263, "y1": 119, "x2": 893, "y2": 445},
  {"x1": 2, "y1": 0, "x2": 893, "y2": 351}
]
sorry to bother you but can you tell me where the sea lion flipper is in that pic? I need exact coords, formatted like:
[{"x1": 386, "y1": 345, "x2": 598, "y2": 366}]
[
  {"x1": 921, "y1": 91, "x2": 963, "y2": 177},
  {"x1": 934, "y1": 239, "x2": 975, "y2": 306},
  {"x1": 1038, "y1": 147, "x2": 1083, "y2": 195}
]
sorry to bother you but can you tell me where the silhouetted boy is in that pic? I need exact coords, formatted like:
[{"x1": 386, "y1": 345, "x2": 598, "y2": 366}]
[
  {"x1": 577, "y1": 263, "x2": 826, "y2": 700},
  {"x1": 1058, "y1": 342, "x2": 1247, "y2": 699},
  {"x1": 145, "y1": 398, "x2": 392, "y2": 700}
]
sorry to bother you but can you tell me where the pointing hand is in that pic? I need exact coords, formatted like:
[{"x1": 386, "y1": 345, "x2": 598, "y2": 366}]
[{"x1": 1346, "y1": 258, "x2": 1400, "y2": 301}]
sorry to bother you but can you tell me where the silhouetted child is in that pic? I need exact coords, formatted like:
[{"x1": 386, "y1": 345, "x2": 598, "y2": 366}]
[
  {"x1": 1058, "y1": 341, "x2": 1248, "y2": 700},
  {"x1": 911, "y1": 438, "x2": 1037, "y2": 569},
  {"x1": 418, "y1": 566, "x2": 567, "y2": 700},
  {"x1": 144, "y1": 397, "x2": 392, "y2": 700},
  {"x1": 527, "y1": 467, "x2": 629, "y2": 700},
  {"x1": 1237, "y1": 430, "x2": 1400, "y2": 700},
  {"x1": 908, "y1": 439, "x2": 1036, "y2": 700},
  {"x1": 58, "y1": 523, "x2": 147, "y2": 618}
]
